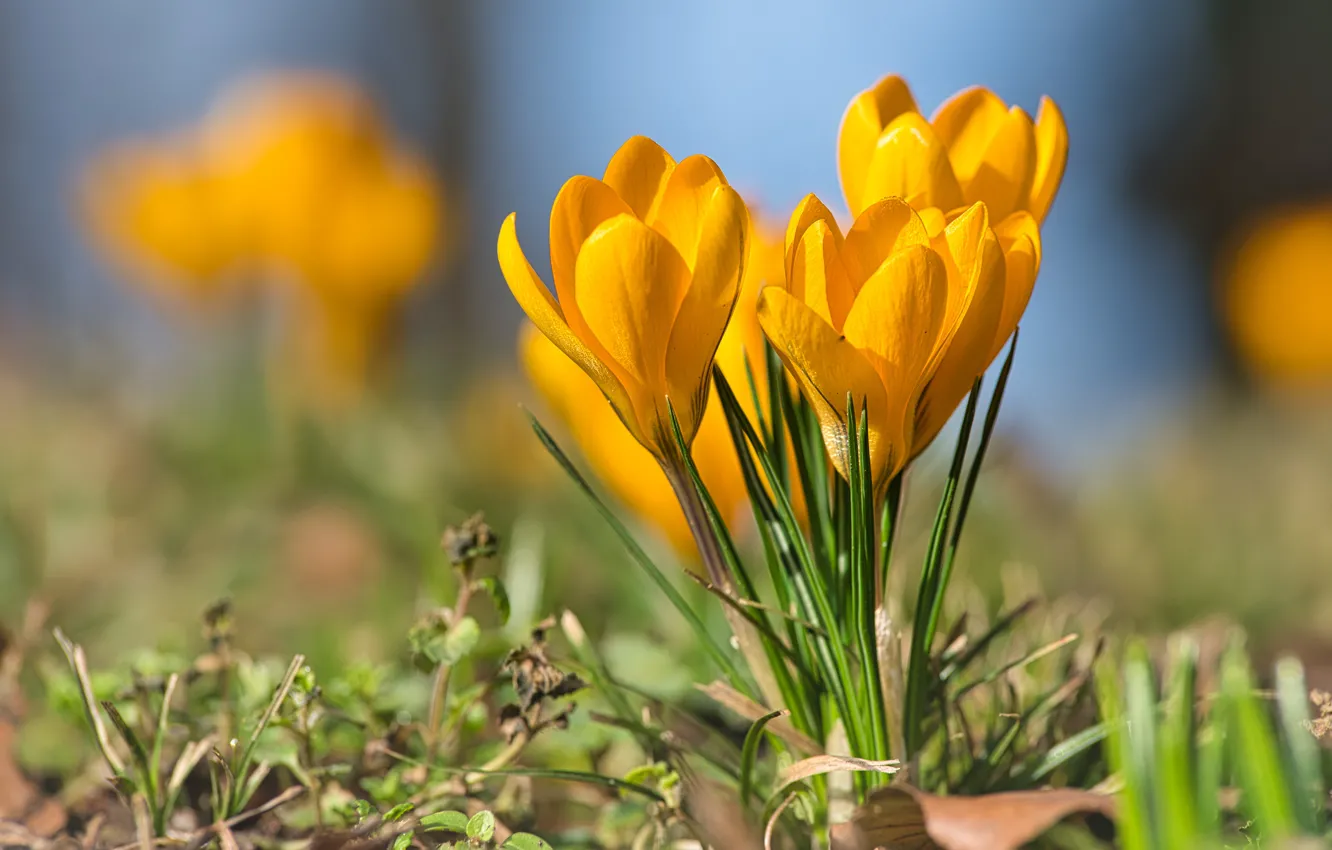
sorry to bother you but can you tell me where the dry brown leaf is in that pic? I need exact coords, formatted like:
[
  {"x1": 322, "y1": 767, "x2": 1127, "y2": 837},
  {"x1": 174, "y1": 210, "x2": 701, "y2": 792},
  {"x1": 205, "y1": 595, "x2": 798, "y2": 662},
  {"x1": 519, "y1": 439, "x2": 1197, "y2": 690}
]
[
  {"x1": 697, "y1": 680, "x2": 821, "y2": 755},
  {"x1": 777, "y1": 755, "x2": 899, "y2": 792},
  {"x1": 832, "y1": 785, "x2": 1115, "y2": 850}
]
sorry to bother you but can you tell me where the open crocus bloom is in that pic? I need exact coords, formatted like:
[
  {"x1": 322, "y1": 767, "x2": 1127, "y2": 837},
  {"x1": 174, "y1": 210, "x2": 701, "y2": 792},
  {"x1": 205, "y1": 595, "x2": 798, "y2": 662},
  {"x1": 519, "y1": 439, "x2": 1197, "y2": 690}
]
[
  {"x1": 758, "y1": 196, "x2": 1034, "y2": 492},
  {"x1": 499, "y1": 136, "x2": 749, "y2": 460},
  {"x1": 838, "y1": 74, "x2": 1068, "y2": 225}
]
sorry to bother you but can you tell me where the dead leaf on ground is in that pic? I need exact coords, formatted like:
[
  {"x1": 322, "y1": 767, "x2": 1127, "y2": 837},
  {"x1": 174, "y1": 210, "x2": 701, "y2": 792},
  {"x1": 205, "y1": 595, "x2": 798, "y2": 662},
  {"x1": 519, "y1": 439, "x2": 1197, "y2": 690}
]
[
  {"x1": 831, "y1": 785, "x2": 1115, "y2": 850},
  {"x1": 777, "y1": 755, "x2": 899, "y2": 793}
]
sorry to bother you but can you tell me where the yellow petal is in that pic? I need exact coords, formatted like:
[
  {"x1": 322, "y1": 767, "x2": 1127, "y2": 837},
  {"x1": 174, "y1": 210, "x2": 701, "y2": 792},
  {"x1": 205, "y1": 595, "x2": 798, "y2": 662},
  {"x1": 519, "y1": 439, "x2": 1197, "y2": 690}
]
[
  {"x1": 664, "y1": 185, "x2": 748, "y2": 442},
  {"x1": 791, "y1": 220, "x2": 856, "y2": 331},
  {"x1": 989, "y1": 211, "x2": 1042, "y2": 361},
  {"x1": 962, "y1": 106, "x2": 1036, "y2": 222},
  {"x1": 1028, "y1": 97, "x2": 1069, "y2": 223},
  {"x1": 912, "y1": 206, "x2": 1006, "y2": 453},
  {"x1": 841, "y1": 197, "x2": 931, "y2": 290},
  {"x1": 861, "y1": 112, "x2": 965, "y2": 213},
  {"x1": 602, "y1": 135, "x2": 676, "y2": 220},
  {"x1": 839, "y1": 74, "x2": 920, "y2": 215},
  {"x1": 648, "y1": 154, "x2": 727, "y2": 268},
  {"x1": 758, "y1": 286, "x2": 894, "y2": 484},
  {"x1": 930, "y1": 86, "x2": 1009, "y2": 185},
  {"x1": 842, "y1": 244, "x2": 948, "y2": 406},
  {"x1": 574, "y1": 213, "x2": 691, "y2": 445},
  {"x1": 784, "y1": 194, "x2": 844, "y2": 286},
  {"x1": 549, "y1": 174, "x2": 634, "y2": 315},
  {"x1": 499, "y1": 213, "x2": 637, "y2": 435}
]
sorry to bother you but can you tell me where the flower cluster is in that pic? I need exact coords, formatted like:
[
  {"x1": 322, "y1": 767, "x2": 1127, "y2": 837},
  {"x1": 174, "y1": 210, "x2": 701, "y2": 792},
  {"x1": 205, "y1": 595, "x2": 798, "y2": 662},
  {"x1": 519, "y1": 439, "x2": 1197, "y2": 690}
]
[
  {"x1": 85, "y1": 72, "x2": 442, "y2": 406},
  {"x1": 505, "y1": 74, "x2": 1066, "y2": 550}
]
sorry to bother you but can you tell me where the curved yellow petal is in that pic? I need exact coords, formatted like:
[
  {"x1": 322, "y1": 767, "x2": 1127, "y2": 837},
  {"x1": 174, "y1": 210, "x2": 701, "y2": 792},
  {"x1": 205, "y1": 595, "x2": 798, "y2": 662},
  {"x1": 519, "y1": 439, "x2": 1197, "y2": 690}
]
[
  {"x1": 602, "y1": 135, "x2": 676, "y2": 220},
  {"x1": 1028, "y1": 96, "x2": 1069, "y2": 223},
  {"x1": 838, "y1": 74, "x2": 920, "y2": 216},
  {"x1": 841, "y1": 196, "x2": 931, "y2": 290},
  {"x1": 574, "y1": 213, "x2": 691, "y2": 446},
  {"x1": 549, "y1": 174, "x2": 633, "y2": 312},
  {"x1": 930, "y1": 86, "x2": 1009, "y2": 185},
  {"x1": 861, "y1": 112, "x2": 965, "y2": 214},
  {"x1": 989, "y1": 211, "x2": 1042, "y2": 361},
  {"x1": 664, "y1": 185, "x2": 748, "y2": 443},
  {"x1": 791, "y1": 220, "x2": 856, "y2": 331},
  {"x1": 842, "y1": 244, "x2": 949, "y2": 407},
  {"x1": 912, "y1": 208, "x2": 1006, "y2": 454},
  {"x1": 499, "y1": 213, "x2": 636, "y2": 434},
  {"x1": 962, "y1": 107, "x2": 1036, "y2": 222},
  {"x1": 758, "y1": 286, "x2": 895, "y2": 484},
  {"x1": 649, "y1": 154, "x2": 727, "y2": 268},
  {"x1": 784, "y1": 194, "x2": 844, "y2": 286}
]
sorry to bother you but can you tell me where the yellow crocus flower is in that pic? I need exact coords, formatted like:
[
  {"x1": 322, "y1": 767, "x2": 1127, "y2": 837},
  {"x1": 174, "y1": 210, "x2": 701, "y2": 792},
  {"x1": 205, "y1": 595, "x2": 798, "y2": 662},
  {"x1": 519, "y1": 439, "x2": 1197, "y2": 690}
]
[
  {"x1": 518, "y1": 209, "x2": 788, "y2": 557},
  {"x1": 758, "y1": 195, "x2": 1020, "y2": 492},
  {"x1": 838, "y1": 74, "x2": 1068, "y2": 224},
  {"x1": 499, "y1": 135, "x2": 749, "y2": 461}
]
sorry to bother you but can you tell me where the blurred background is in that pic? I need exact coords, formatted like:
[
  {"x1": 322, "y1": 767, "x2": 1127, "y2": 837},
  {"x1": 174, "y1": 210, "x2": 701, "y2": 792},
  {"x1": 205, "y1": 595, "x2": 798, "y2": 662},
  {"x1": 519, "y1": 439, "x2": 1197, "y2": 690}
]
[{"x1": 2, "y1": 0, "x2": 1332, "y2": 666}]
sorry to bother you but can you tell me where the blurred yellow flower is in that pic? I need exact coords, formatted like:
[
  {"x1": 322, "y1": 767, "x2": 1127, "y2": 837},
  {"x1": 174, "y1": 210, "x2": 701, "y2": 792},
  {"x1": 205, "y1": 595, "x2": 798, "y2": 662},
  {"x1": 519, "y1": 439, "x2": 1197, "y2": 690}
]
[
  {"x1": 84, "y1": 71, "x2": 443, "y2": 407},
  {"x1": 499, "y1": 135, "x2": 749, "y2": 461},
  {"x1": 838, "y1": 74, "x2": 1068, "y2": 224},
  {"x1": 84, "y1": 143, "x2": 254, "y2": 304},
  {"x1": 759, "y1": 195, "x2": 1024, "y2": 491},
  {"x1": 1224, "y1": 205, "x2": 1332, "y2": 387},
  {"x1": 521, "y1": 324, "x2": 744, "y2": 557}
]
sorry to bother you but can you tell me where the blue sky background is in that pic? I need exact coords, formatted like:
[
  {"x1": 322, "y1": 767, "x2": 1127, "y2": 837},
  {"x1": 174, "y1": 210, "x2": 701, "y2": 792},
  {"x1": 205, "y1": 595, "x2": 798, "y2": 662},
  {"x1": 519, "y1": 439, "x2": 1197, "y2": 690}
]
[{"x1": 0, "y1": 0, "x2": 1218, "y2": 467}]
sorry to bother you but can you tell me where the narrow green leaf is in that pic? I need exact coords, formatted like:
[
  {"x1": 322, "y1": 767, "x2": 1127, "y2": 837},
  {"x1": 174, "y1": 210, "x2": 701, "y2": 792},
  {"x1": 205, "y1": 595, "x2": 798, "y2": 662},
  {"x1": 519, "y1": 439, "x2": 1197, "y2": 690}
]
[
  {"x1": 1095, "y1": 651, "x2": 1151, "y2": 850},
  {"x1": 903, "y1": 379, "x2": 982, "y2": 757},
  {"x1": 1158, "y1": 637, "x2": 1200, "y2": 848},
  {"x1": 715, "y1": 371, "x2": 866, "y2": 756},
  {"x1": 389, "y1": 832, "x2": 412, "y2": 850},
  {"x1": 1275, "y1": 656, "x2": 1325, "y2": 832},
  {"x1": 503, "y1": 834, "x2": 554, "y2": 850},
  {"x1": 1028, "y1": 721, "x2": 1115, "y2": 780},
  {"x1": 527, "y1": 412, "x2": 750, "y2": 693},
  {"x1": 101, "y1": 701, "x2": 152, "y2": 797},
  {"x1": 231, "y1": 654, "x2": 303, "y2": 811},
  {"x1": 1222, "y1": 644, "x2": 1295, "y2": 839},
  {"x1": 740, "y1": 709, "x2": 788, "y2": 808}
]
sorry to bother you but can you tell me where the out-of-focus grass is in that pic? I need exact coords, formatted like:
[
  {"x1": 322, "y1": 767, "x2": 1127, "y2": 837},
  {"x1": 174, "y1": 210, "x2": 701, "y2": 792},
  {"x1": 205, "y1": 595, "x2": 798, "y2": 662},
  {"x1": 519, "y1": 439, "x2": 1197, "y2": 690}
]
[
  {"x1": 5, "y1": 360, "x2": 1332, "y2": 677},
  {"x1": 949, "y1": 395, "x2": 1332, "y2": 657},
  {"x1": 0, "y1": 363, "x2": 725, "y2": 682}
]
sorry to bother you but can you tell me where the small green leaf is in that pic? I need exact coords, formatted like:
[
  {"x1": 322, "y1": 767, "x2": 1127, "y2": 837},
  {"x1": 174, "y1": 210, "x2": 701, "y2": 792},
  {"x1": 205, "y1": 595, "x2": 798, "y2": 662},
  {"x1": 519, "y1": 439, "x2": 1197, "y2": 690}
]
[
  {"x1": 503, "y1": 834, "x2": 554, "y2": 850},
  {"x1": 623, "y1": 762, "x2": 667, "y2": 787},
  {"x1": 473, "y1": 576, "x2": 511, "y2": 625},
  {"x1": 390, "y1": 831, "x2": 413, "y2": 850},
  {"x1": 442, "y1": 617, "x2": 481, "y2": 665},
  {"x1": 420, "y1": 810, "x2": 470, "y2": 834},
  {"x1": 384, "y1": 802, "x2": 415, "y2": 822},
  {"x1": 466, "y1": 810, "x2": 496, "y2": 842}
]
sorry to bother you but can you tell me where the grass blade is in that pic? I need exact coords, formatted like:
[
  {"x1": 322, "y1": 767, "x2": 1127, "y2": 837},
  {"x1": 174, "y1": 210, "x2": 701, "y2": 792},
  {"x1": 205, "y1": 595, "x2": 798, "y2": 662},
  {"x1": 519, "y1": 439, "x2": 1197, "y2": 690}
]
[
  {"x1": 1274, "y1": 656, "x2": 1324, "y2": 833},
  {"x1": 740, "y1": 709, "x2": 788, "y2": 808},
  {"x1": 528, "y1": 411, "x2": 750, "y2": 694}
]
